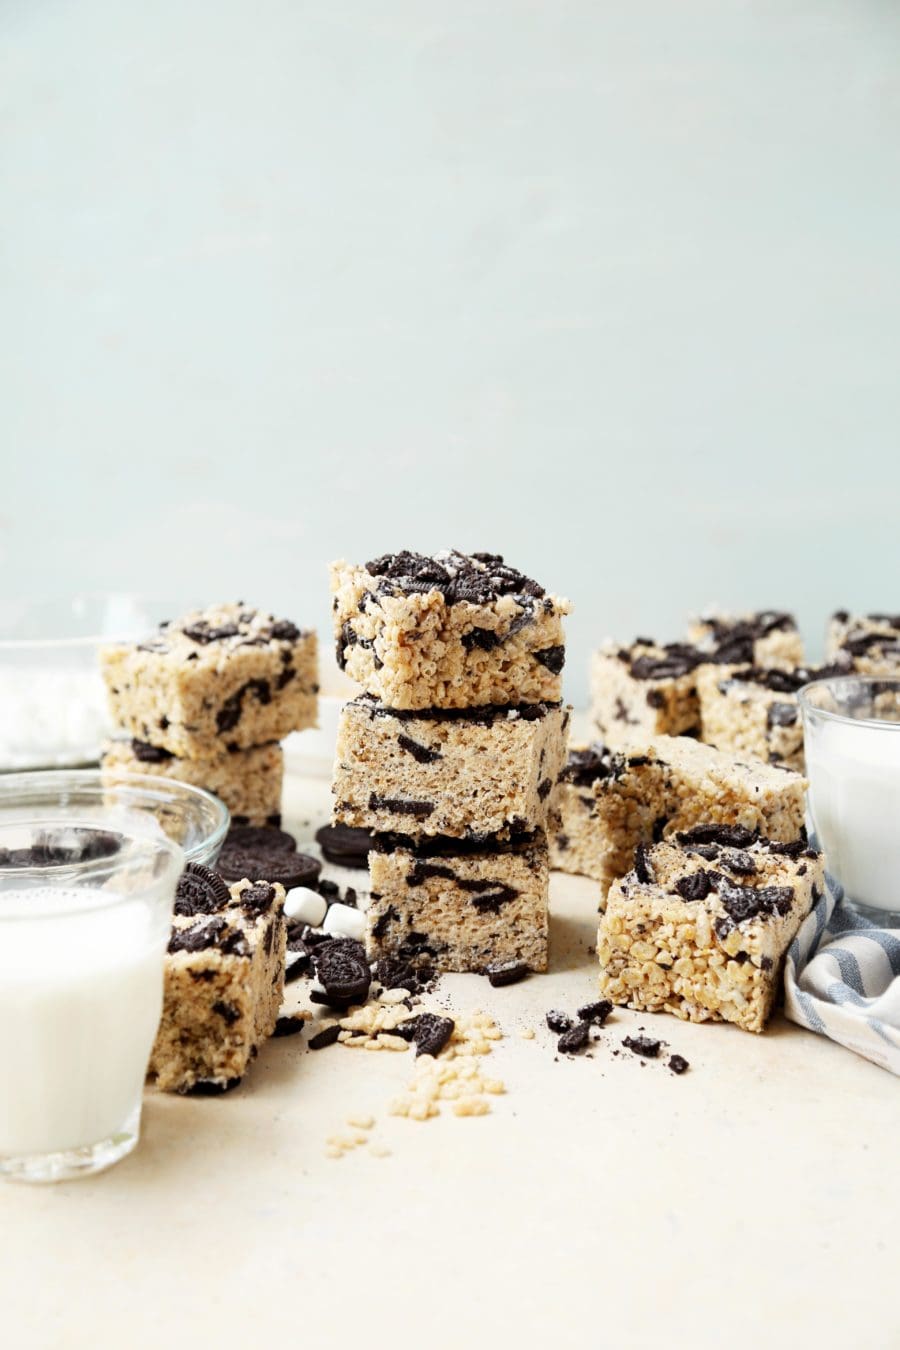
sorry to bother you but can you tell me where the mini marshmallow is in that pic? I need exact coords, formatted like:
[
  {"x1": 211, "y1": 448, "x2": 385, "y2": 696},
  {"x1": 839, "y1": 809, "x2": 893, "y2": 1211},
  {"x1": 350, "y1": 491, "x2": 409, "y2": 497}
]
[
  {"x1": 323, "y1": 903, "x2": 366, "y2": 941},
  {"x1": 284, "y1": 886, "x2": 327, "y2": 926}
]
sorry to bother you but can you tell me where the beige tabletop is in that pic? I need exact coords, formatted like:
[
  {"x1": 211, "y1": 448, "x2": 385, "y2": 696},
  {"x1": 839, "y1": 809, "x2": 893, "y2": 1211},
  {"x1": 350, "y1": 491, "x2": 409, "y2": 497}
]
[{"x1": 2, "y1": 771, "x2": 897, "y2": 1350}]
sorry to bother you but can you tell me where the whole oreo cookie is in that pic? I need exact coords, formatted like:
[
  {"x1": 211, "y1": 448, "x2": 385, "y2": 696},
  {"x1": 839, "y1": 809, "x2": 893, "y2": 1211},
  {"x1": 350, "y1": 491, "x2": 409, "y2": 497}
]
[
  {"x1": 314, "y1": 938, "x2": 371, "y2": 1008},
  {"x1": 224, "y1": 825, "x2": 297, "y2": 854},
  {"x1": 315, "y1": 824, "x2": 373, "y2": 869},
  {"x1": 174, "y1": 862, "x2": 232, "y2": 917},
  {"x1": 216, "y1": 847, "x2": 321, "y2": 890}
]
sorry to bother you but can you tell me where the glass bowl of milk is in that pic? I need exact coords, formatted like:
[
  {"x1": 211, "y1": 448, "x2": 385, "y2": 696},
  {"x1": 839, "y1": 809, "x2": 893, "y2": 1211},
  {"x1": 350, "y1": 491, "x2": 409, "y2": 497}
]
[
  {"x1": 0, "y1": 817, "x2": 183, "y2": 1182},
  {"x1": 0, "y1": 769, "x2": 229, "y2": 868},
  {"x1": 799, "y1": 676, "x2": 900, "y2": 925}
]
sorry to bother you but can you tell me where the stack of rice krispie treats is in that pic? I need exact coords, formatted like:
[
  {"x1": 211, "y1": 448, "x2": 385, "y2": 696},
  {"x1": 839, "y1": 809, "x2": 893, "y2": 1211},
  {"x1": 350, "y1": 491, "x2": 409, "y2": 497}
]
[
  {"x1": 99, "y1": 603, "x2": 318, "y2": 825},
  {"x1": 559, "y1": 608, "x2": 842, "y2": 1035},
  {"x1": 329, "y1": 550, "x2": 571, "y2": 975}
]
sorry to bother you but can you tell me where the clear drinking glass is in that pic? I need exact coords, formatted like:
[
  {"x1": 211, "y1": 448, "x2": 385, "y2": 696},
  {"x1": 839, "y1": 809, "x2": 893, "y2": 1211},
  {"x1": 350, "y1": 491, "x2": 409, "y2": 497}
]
[
  {"x1": 799, "y1": 676, "x2": 900, "y2": 926},
  {"x1": 0, "y1": 817, "x2": 183, "y2": 1182}
]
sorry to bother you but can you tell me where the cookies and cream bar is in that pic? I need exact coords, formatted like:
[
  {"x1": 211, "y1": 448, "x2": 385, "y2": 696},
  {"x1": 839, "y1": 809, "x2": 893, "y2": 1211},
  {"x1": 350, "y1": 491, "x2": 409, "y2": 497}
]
[
  {"x1": 333, "y1": 696, "x2": 569, "y2": 839},
  {"x1": 100, "y1": 603, "x2": 317, "y2": 758},
  {"x1": 590, "y1": 640, "x2": 704, "y2": 744},
  {"x1": 598, "y1": 827, "x2": 823, "y2": 1033},
  {"x1": 101, "y1": 738, "x2": 284, "y2": 827},
  {"x1": 687, "y1": 610, "x2": 804, "y2": 670},
  {"x1": 149, "y1": 868, "x2": 286, "y2": 1093},
  {"x1": 366, "y1": 832, "x2": 550, "y2": 974},
  {"x1": 827, "y1": 611, "x2": 900, "y2": 675},
  {"x1": 331, "y1": 550, "x2": 571, "y2": 710},
  {"x1": 696, "y1": 661, "x2": 850, "y2": 772},
  {"x1": 549, "y1": 735, "x2": 807, "y2": 898}
]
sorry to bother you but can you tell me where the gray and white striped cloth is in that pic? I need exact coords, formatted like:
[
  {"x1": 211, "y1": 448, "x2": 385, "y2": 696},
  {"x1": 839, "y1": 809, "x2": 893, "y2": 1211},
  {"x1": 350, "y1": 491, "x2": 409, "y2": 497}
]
[{"x1": 784, "y1": 869, "x2": 900, "y2": 1076}]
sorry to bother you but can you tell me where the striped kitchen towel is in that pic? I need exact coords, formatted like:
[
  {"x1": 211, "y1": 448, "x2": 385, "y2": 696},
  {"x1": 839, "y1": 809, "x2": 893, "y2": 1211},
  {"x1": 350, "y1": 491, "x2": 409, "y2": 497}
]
[{"x1": 784, "y1": 869, "x2": 900, "y2": 1076}]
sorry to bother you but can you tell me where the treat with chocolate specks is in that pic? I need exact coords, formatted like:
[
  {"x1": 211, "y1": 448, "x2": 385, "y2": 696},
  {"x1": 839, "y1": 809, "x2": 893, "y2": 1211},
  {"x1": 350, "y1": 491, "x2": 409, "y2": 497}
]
[
  {"x1": 333, "y1": 695, "x2": 569, "y2": 839},
  {"x1": 101, "y1": 739, "x2": 285, "y2": 829},
  {"x1": 826, "y1": 611, "x2": 900, "y2": 678},
  {"x1": 590, "y1": 639, "x2": 704, "y2": 745},
  {"x1": 696, "y1": 660, "x2": 852, "y2": 772},
  {"x1": 150, "y1": 877, "x2": 287, "y2": 1093},
  {"x1": 366, "y1": 831, "x2": 549, "y2": 974},
  {"x1": 331, "y1": 551, "x2": 570, "y2": 710},
  {"x1": 688, "y1": 610, "x2": 804, "y2": 671},
  {"x1": 598, "y1": 829, "x2": 822, "y2": 1033},
  {"x1": 549, "y1": 734, "x2": 807, "y2": 900},
  {"x1": 100, "y1": 603, "x2": 317, "y2": 757}
]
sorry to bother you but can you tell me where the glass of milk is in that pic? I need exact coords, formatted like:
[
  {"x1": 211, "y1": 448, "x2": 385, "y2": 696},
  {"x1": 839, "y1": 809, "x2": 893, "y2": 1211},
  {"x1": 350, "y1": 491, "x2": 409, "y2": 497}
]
[
  {"x1": 799, "y1": 676, "x2": 900, "y2": 925},
  {"x1": 0, "y1": 820, "x2": 183, "y2": 1182}
]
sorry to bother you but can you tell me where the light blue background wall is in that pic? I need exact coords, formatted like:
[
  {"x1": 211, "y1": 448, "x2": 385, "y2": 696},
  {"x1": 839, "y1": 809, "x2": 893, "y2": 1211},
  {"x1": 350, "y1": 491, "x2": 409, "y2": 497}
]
[{"x1": 3, "y1": 0, "x2": 899, "y2": 703}]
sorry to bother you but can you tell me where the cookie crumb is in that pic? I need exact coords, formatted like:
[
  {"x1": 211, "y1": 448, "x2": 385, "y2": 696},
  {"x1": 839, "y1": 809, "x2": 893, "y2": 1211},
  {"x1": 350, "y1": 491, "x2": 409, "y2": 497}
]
[
  {"x1": 668, "y1": 1054, "x2": 690, "y2": 1075},
  {"x1": 622, "y1": 1034, "x2": 661, "y2": 1059}
]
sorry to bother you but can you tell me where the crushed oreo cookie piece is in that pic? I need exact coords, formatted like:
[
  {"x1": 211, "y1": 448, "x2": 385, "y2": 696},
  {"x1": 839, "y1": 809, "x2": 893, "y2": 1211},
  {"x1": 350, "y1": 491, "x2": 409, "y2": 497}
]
[
  {"x1": 675, "y1": 870, "x2": 713, "y2": 901},
  {"x1": 485, "y1": 960, "x2": 530, "y2": 987},
  {"x1": 129, "y1": 738, "x2": 175, "y2": 763},
  {"x1": 174, "y1": 862, "x2": 232, "y2": 917},
  {"x1": 557, "y1": 1020, "x2": 591, "y2": 1054},
  {"x1": 272, "y1": 1015, "x2": 306, "y2": 1038},
  {"x1": 167, "y1": 916, "x2": 229, "y2": 954},
  {"x1": 634, "y1": 843, "x2": 654, "y2": 884},
  {"x1": 546, "y1": 1009, "x2": 573, "y2": 1034},
  {"x1": 622, "y1": 1034, "x2": 661, "y2": 1059},
  {"x1": 308, "y1": 1024, "x2": 342, "y2": 1051},
  {"x1": 397, "y1": 1013, "x2": 455, "y2": 1058},
  {"x1": 676, "y1": 823, "x2": 757, "y2": 849},
  {"x1": 668, "y1": 1054, "x2": 690, "y2": 1075},
  {"x1": 239, "y1": 882, "x2": 277, "y2": 914},
  {"x1": 534, "y1": 644, "x2": 565, "y2": 674},
  {"x1": 577, "y1": 999, "x2": 613, "y2": 1025},
  {"x1": 559, "y1": 742, "x2": 620, "y2": 787},
  {"x1": 182, "y1": 1077, "x2": 242, "y2": 1096}
]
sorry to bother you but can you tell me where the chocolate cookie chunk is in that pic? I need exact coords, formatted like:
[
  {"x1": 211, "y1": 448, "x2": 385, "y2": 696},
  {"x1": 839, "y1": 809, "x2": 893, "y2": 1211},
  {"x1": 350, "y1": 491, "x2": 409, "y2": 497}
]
[
  {"x1": 485, "y1": 960, "x2": 530, "y2": 987},
  {"x1": 216, "y1": 847, "x2": 321, "y2": 890},
  {"x1": 622, "y1": 1034, "x2": 661, "y2": 1058},
  {"x1": 397, "y1": 1013, "x2": 455, "y2": 1058},
  {"x1": 315, "y1": 823, "x2": 373, "y2": 869},
  {"x1": 174, "y1": 862, "x2": 232, "y2": 917},
  {"x1": 557, "y1": 1020, "x2": 591, "y2": 1054}
]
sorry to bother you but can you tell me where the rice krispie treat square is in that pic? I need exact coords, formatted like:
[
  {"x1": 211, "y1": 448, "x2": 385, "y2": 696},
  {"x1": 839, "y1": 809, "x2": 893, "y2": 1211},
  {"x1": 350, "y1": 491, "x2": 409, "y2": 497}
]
[
  {"x1": 549, "y1": 734, "x2": 807, "y2": 897},
  {"x1": 100, "y1": 604, "x2": 318, "y2": 758},
  {"x1": 598, "y1": 828, "x2": 824, "y2": 1033},
  {"x1": 687, "y1": 610, "x2": 804, "y2": 670},
  {"x1": 333, "y1": 696, "x2": 569, "y2": 839},
  {"x1": 366, "y1": 832, "x2": 550, "y2": 974},
  {"x1": 101, "y1": 738, "x2": 284, "y2": 827},
  {"x1": 331, "y1": 550, "x2": 571, "y2": 710},
  {"x1": 827, "y1": 611, "x2": 900, "y2": 676},
  {"x1": 149, "y1": 868, "x2": 286, "y2": 1093},
  {"x1": 590, "y1": 641, "x2": 706, "y2": 745},
  {"x1": 696, "y1": 661, "x2": 849, "y2": 771}
]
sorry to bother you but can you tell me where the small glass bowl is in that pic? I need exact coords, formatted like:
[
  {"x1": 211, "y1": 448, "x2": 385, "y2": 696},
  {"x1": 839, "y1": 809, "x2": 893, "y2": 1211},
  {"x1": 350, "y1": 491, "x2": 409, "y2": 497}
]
[
  {"x1": 799, "y1": 676, "x2": 900, "y2": 924},
  {"x1": 0, "y1": 594, "x2": 186, "y2": 771},
  {"x1": 0, "y1": 770, "x2": 229, "y2": 868}
]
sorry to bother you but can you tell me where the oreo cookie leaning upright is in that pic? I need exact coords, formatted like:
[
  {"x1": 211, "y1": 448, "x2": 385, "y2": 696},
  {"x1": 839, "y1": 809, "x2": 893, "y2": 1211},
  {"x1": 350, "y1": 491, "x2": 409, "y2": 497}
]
[{"x1": 315, "y1": 824, "x2": 373, "y2": 869}]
